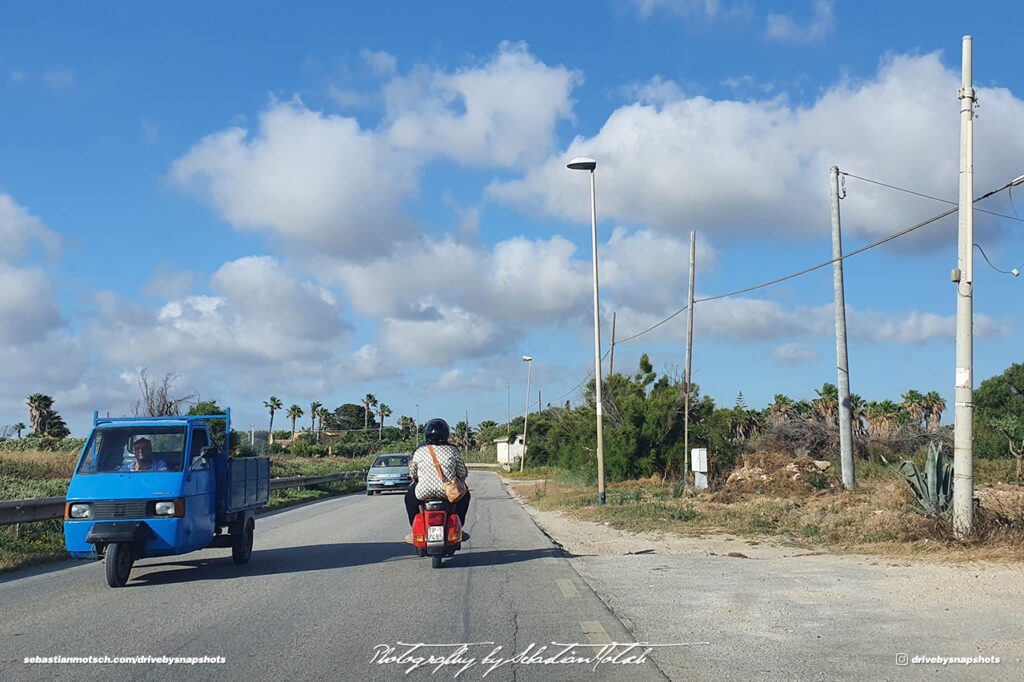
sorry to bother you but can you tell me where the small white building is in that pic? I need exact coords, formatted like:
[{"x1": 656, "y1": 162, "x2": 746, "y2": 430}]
[{"x1": 494, "y1": 435, "x2": 525, "y2": 467}]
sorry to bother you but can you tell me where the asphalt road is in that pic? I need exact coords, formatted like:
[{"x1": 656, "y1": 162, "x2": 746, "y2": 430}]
[{"x1": 0, "y1": 472, "x2": 678, "y2": 681}]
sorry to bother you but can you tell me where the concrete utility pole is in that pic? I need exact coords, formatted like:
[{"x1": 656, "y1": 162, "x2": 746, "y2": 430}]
[
  {"x1": 953, "y1": 35, "x2": 976, "y2": 537},
  {"x1": 683, "y1": 230, "x2": 696, "y2": 487},
  {"x1": 608, "y1": 312, "x2": 616, "y2": 377},
  {"x1": 830, "y1": 166, "x2": 856, "y2": 490}
]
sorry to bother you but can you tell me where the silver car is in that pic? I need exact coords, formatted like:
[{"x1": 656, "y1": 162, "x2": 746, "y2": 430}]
[{"x1": 366, "y1": 454, "x2": 412, "y2": 495}]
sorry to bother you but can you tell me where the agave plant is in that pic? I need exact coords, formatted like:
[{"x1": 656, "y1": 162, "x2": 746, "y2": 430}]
[{"x1": 898, "y1": 442, "x2": 953, "y2": 520}]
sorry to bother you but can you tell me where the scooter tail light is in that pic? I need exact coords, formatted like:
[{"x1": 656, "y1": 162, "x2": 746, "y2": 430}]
[
  {"x1": 426, "y1": 511, "x2": 446, "y2": 526},
  {"x1": 413, "y1": 534, "x2": 425, "y2": 543}
]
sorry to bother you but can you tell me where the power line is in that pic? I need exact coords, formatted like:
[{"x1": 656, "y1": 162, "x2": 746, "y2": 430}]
[
  {"x1": 840, "y1": 171, "x2": 1023, "y2": 223},
  {"x1": 695, "y1": 206, "x2": 957, "y2": 304},
  {"x1": 974, "y1": 243, "x2": 1022, "y2": 276},
  {"x1": 613, "y1": 305, "x2": 688, "y2": 345},
  {"x1": 606, "y1": 173, "x2": 1022, "y2": 346}
]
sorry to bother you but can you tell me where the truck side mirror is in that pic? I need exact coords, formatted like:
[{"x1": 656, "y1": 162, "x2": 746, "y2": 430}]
[{"x1": 200, "y1": 445, "x2": 219, "y2": 459}]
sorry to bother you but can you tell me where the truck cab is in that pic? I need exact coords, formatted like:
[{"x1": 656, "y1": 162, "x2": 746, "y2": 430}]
[{"x1": 64, "y1": 410, "x2": 269, "y2": 587}]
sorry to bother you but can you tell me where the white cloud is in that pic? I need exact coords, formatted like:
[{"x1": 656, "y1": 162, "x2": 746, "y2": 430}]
[
  {"x1": 848, "y1": 309, "x2": 1009, "y2": 344},
  {"x1": 631, "y1": 0, "x2": 722, "y2": 19},
  {"x1": 360, "y1": 49, "x2": 397, "y2": 76},
  {"x1": 0, "y1": 264, "x2": 64, "y2": 343},
  {"x1": 768, "y1": 342, "x2": 821, "y2": 365},
  {"x1": 172, "y1": 43, "x2": 579, "y2": 258},
  {"x1": 490, "y1": 52, "x2": 1024, "y2": 250},
  {"x1": 765, "y1": 1, "x2": 835, "y2": 44},
  {"x1": 170, "y1": 98, "x2": 417, "y2": 258},
  {"x1": 600, "y1": 228, "x2": 717, "y2": 314},
  {"x1": 377, "y1": 303, "x2": 505, "y2": 367},
  {"x1": 42, "y1": 65, "x2": 74, "y2": 90},
  {"x1": 142, "y1": 264, "x2": 194, "y2": 300},
  {"x1": 0, "y1": 193, "x2": 64, "y2": 262},
  {"x1": 89, "y1": 256, "x2": 351, "y2": 370},
  {"x1": 384, "y1": 41, "x2": 579, "y2": 168}
]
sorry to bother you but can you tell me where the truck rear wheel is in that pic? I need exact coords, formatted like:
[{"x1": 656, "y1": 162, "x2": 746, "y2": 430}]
[
  {"x1": 105, "y1": 542, "x2": 133, "y2": 588},
  {"x1": 232, "y1": 518, "x2": 254, "y2": 564}
]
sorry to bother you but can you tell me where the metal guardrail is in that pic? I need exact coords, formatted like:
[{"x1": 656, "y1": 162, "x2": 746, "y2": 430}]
[{"x1": 0, "y1": 469, "x2": 369, "y2": 527}]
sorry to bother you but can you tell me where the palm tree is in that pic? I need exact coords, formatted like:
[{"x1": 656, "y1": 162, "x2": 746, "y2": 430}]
[
  {"x1": 849, "y1": 393, "x2": 867, "y2": 436},
  {"x1": 310, "y1": 401, "x2": 323, "y2": 437},
  {"x1": 13, "y1": 422, "x2": 25, "y2": 438},
  {"x1": 865, "y1": 401, "x2": 884, "y2": 437},
  {"x1": 923, "y1": 391, "x2": 946, "y2": 433},
  {"x1": 768, "y1": 394, "x2": 794, "y2": 427},
  {"x1": 317, "y1": 407, "x2": 330, "y2": 438},
  {"x1": 287, "y1": 404, "x2": 303, "y2": 439},
  {"x1": 264, "y1": 396, "x2": 283, "y2": 445},
  {"x1": 377, "y1": 403, "x2": 392, "y2": 440},
  {"x1": 362, "y1": 394, "x2": 378, "y2": 430},
  {"x1": 27, "y1": 394, "x2": 54, "y2": 435},
  {"x1": 812, "y1": 383, "x2": 839, "y2": 425},
  {"x1": 901, "y1": 390, "x2": 926, "y2": 431}
]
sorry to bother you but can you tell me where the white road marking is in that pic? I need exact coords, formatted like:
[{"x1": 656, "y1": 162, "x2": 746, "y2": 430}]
[
  {"x1": 580, "y1": 620, "x2": 612, "y2": 645},
  {"x1": 557, "y1": 578, "x2": 580, "y2": 599}
]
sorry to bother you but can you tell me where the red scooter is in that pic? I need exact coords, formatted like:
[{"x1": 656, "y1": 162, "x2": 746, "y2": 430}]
[{"x1": 411, "y1": 499, "x2": 463, "y2": 568}]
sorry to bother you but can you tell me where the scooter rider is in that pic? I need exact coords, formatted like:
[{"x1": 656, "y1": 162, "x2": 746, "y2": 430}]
[{"x1": 404, "y1": 418, "x2": 471, "y2": 541}]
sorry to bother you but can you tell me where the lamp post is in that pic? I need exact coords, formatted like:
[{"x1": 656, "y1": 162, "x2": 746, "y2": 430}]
[
  {"x1": 521, "y1": 356, "x2": 532, "y2": 473},
  {"x1": 506, "y1": 382, "x2": 511, "y2": 436},
  {"x1": 415, "y1": 404, "x2": 420, "y2": 443},
  {"x1": 567, "y1": 156, "x2": 606, "y2": 506}
]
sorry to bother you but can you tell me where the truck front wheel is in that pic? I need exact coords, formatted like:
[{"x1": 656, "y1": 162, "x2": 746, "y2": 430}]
[
  {"x1": 232, "y1": 518, "x2": 254, "y2": 564},
  {"x1": 105, "y1": 543, "x2": 133, "y2": 587}
]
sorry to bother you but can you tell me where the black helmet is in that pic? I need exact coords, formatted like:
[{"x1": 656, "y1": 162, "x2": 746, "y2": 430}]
[{"x1": 424, "y1": 418, "x2": 450, "y2": 445}]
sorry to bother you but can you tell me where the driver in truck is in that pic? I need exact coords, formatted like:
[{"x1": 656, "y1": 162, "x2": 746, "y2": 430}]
[{"x1": 119, "y1": 437, "x2": 169, "y2": 472}]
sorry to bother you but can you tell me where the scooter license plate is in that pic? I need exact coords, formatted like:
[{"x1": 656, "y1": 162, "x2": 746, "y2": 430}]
[{"x1": 427, "y1": 526, "x2": 443, "y2": 542}]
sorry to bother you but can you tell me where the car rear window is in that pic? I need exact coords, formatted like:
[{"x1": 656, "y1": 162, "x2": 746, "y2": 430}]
[{"x1": 372, "y1": 455, "x2": 410, "y2": 468}]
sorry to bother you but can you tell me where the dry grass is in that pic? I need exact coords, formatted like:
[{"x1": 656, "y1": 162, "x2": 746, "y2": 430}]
[
  {"x1": 518, "y1": 457, "x2": 1024, "y2": 563},
  {"x1": 0, "y1": 450, "x2": 80, "y2": 481}
]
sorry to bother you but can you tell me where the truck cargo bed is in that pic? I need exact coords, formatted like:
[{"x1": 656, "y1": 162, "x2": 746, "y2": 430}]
[{"x1": 225, "y1": 457, "x2": 270, "y2": 512}]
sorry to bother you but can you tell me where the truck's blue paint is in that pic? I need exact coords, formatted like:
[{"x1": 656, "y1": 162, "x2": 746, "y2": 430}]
[{"x1": 64, "y1": 410, "x2": 268, "y2": 565}]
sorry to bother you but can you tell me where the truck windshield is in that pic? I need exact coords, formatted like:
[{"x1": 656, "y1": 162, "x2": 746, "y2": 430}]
[{"x1": 76, "y1": 425, "x2": 188, "y2": 474}]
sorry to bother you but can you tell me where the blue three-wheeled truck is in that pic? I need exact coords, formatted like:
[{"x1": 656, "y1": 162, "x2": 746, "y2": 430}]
[{"x1": 64, "y1": 410, "x2": 270, "y2": 587}]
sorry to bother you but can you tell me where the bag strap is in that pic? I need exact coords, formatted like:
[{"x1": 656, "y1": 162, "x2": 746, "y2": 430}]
[{"x1": 427, "y1": 444, "x2": 449, "y2": 483}]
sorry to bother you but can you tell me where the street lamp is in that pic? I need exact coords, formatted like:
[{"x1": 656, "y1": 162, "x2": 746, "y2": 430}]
[
  {"x1": 520, "y1": 356, "x2": 532, "y2": 473},
  {"x1": 415, "y1": 404, "x2": 420, "y2": 443},
  {"x1": 567, "y1": 156, "x2": 606, "y2": 506}
]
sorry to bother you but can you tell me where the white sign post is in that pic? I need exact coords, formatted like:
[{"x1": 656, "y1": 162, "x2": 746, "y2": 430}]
[{"x1": 692, "y1": 448, "x2": 708, "y2": 490}]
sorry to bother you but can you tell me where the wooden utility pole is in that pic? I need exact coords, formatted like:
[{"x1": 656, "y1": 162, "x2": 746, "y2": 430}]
[{"x1": 683, "y1": 230, "x2": 696, "y2": 487}]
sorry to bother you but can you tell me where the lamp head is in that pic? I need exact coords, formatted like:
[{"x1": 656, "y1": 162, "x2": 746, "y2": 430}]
[
  {"x1": 566, "y1": 157, "x2": 596, "y2": 171},
  {"x1": 522, "y1": 355, "x2": 532, "y2": 362}
]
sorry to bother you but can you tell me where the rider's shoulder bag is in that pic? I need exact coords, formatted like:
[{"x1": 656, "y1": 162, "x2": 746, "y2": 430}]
[{"x1": 427, "y1": 444, "x2": 468, "y2": 503}]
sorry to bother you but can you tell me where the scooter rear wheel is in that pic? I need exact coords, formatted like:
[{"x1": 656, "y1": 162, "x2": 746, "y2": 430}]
[{"x1": 431, "y1": 555, "x2": 442, "y2": 569}]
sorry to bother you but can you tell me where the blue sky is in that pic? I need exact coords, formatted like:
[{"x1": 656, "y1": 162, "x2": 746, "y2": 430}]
[{"x1": 1, "y1": 1, "x2": 1023, "y2": 437}]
